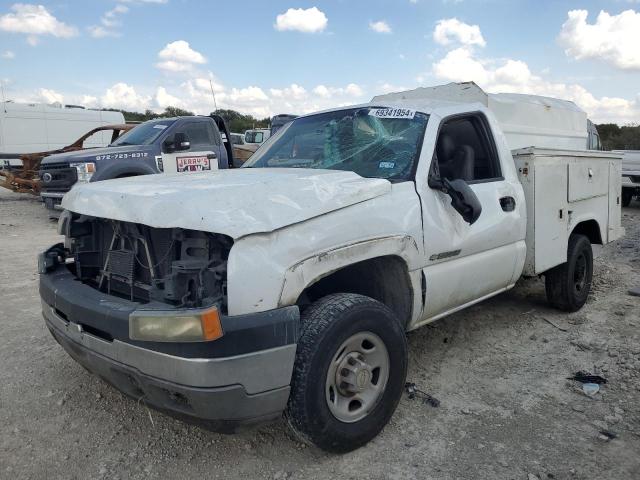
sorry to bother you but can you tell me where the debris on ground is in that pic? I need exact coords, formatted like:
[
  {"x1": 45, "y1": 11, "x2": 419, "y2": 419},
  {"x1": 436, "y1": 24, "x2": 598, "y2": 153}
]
[
  {"x1": 582, "y1": 383, "x2": 600, "y2": 397},
  {"x1": 599, "y1": 430, "x2": 618, "y2": 440},
  {"x1": 568, "y1": 372, "x2": 608, "y2": 385},
  {"x1": 405, "y1": 382, "x2": 440, "y2": 407}
]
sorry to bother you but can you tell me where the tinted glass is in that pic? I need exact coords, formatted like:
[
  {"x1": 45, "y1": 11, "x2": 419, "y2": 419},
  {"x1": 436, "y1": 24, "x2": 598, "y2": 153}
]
[
  {"x1": 183, "y1": 122, "x2": 212, "y2": 147},
  {"x1": 110, "y1": 120, "x2": 175, "y2": 146}
]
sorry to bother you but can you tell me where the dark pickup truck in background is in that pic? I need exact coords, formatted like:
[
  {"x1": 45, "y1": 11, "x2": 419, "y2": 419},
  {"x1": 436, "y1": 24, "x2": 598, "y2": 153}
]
[{"x1": 39, "y1": 115, "x2": 233, "y2": 213}]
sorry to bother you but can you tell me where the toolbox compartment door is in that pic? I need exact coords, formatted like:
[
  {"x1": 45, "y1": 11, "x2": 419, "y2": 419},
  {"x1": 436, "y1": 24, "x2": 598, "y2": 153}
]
[
  {"x1": 534, "y1": 163, "x2": 569, "y2": 273},
  {"x1": 608, "y1": 160, "x2": 623, "y2": 242},
  {"x1": 567, "y1": 162, "x2": 609, "y2": 202}
]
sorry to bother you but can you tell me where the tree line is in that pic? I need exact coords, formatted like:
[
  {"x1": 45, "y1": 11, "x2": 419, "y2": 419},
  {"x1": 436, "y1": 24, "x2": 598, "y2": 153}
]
[
  {"x1": 596, "y1": 124, "x2": 640, "y2": 150},
  {"x1": 105, "y1": 107, "x2": 270, "y2": 133}
]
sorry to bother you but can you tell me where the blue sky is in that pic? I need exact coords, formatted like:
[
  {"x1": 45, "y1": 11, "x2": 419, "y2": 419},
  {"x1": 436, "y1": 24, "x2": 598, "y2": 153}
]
[{"x1": 1, "y1": 1, "x2": 639, "y2": 123}]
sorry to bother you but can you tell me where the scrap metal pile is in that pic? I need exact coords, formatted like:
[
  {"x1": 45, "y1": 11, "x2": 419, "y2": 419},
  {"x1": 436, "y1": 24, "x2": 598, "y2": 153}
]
[{"x1": 0, "y1": 124, "x2": 133, "y2": 195}]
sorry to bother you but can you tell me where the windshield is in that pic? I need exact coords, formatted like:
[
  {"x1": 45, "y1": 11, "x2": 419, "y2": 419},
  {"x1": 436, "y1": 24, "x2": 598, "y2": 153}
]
[
  {"x1": 110, "y1": 119, "x2": 175, "y2": 147},
  {"x1": 243, "y1": 107, "x2": 428, "y2": 180}
]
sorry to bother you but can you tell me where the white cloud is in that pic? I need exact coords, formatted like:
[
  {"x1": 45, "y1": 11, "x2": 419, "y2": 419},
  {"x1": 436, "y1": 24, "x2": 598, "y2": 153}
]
[
  {"x1": 119, "y1": 0, "x2": 168, "y2": 3},
  {"x1": 88, "y1": 25, "x2": 120, "y2": 38},
  {"x1": 157, "y1": 40, "x2": 206, "y2": 72},
  {"x1": 101, "y1": 82, "x2": 152, "y2": 111},
  {"x1": 1, "y1": 50, "x2": 15, "y2": 59},
  {"x1": 80, "y1": 95, "x2": 98, "y2": 107},
  {"x1": 155, "y1": 86, "x2": 183, "y2": 109},
  {"x1": 430, "y1": 31, "x2": 640, "y2": 124},
  {"x1": 270, "y1": 84, "x2": 307, "y2": 100},
  {"x1": 0, "y1": 4, "x2": 77, "y2": 43},
  {"x1": 312, "y1": 83, "x2": 364, "y2": 99},
  {"x1": 275, "y1": 7, "x2": 328, "y2": 33},
  {"x1": 559, "y1": 9, "x2": 640, "y2": 70},
  {"x1": 369, "y1": 20, "x2": 392, "y2": 34},
  {"x1": 102, "y1": 4, "x2": 129, "y2": 27},
  {"x1": 36, "y1": 88, "x2": 64, "y2": 104},
  {"x1": 433, "y1": 18, "x2": 485, "y2": 47}
]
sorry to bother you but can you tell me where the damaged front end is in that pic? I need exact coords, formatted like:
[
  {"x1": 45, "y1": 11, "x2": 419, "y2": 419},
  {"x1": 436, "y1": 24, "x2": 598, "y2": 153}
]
[{"x1": 56, "y1": 211, "x2": 232, "y2": 311}]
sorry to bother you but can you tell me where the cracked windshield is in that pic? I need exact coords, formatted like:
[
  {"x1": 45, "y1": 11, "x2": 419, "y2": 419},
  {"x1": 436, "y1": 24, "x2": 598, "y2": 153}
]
[{"x1": 244, "y1": 107, "x2": 429, "y2": 180}]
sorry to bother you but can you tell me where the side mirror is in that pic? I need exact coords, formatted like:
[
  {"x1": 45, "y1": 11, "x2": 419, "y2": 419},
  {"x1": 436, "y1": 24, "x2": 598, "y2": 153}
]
[
  {"x1": 442, "y1": 178, "x2": 482, "y2": 225},
  {"x1": 162, "y1": 139, "x2": 175, "y2": 153},
  {"x1": 174, "y1": 132, "x2": 190, "y2": 151}
]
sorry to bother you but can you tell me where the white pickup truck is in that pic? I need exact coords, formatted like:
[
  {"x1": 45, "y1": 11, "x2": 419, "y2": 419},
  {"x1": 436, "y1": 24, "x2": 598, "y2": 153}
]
[
  {"x1": 615, "y1": 150, "x2": 640, "y2": 206},
  {"x1": 39, "y1": 82, "x2": 623, "y2": 453}
]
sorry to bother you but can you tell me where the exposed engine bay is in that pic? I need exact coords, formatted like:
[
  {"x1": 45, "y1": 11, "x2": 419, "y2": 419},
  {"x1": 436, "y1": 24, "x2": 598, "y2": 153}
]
[{"x1": 60, "y1": 213, "x2": 232, "y2": 310}]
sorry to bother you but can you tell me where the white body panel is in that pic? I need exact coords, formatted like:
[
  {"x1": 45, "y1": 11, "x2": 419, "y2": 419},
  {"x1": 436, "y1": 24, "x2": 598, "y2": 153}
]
[
  {"x1": 373, "y1": 82, "x2": 589, "y2": 151},
  {"x1": 513, "y1": 148, "x2": 623, "y2": 276},
  {"x1": 614, "y1": 151, "x2": 640, "y2": 190},
  {"x1": 62, "y1": 168, "x2": 391, "y2": 239},
  {"x1": 0, "y1": 102, "x2": 124, "y2": 152},
  {"x1": 412, "y1": 105, "x2": 527, "y2": 324}
]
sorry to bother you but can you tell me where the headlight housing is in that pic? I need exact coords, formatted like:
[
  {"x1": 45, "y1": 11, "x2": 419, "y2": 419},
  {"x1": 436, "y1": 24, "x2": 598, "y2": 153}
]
[
  {"x1": 70, "y1": 162, "x2": 95, "y2": 183},
  {"x1": 129, "y1": 306, "x2": 223, "y2": 342}
]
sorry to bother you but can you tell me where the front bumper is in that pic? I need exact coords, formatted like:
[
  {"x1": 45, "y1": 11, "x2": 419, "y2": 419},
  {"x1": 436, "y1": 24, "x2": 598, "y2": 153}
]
[
  {"x1": 40, "y1": 265, "x2": 300, "y2": 430},
  {"x1": 40, "y1": 192, "x2": 65, "y2": 211}
]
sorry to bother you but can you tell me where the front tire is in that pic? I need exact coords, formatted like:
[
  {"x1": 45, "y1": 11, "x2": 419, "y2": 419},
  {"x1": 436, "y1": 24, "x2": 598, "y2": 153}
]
[
  {"x1": 285, "y1": 293, "x2": 407, "y2": 453},
  {"x1": 545, "y1": 234, "x2": 593, "y2": 312}
]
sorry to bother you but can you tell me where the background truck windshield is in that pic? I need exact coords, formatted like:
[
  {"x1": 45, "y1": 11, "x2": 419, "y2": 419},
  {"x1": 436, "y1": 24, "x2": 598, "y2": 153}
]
[
  {"x1": 110, "y1": 119, "x2": 175, "y2": 147},
  {"x1": 244, "y1": 107, "x2": 428, "y2": 180}
]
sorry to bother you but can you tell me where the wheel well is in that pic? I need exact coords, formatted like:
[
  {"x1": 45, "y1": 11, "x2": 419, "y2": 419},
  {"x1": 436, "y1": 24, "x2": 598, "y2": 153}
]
[
  {"x1": 296, "y1": 256, "x2": 413, "y2": 326},
  {"x1": 571, "y1": 220, "x2": 603, "y2": 245}
]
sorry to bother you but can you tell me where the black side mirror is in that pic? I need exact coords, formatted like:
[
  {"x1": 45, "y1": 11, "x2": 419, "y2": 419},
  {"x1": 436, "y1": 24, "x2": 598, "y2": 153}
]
[
  {"x1": 442, "y1": 178, "x2": 482, "y2": 225},
  {"x1": 174, "y1": 132, "x2": 190, "y2": 151},
  {"x1": 162, "y1": 139, "x2": 175, "y2": 153},
  {"x1": 428, "y1": 157, "x2": 482, "y2": 225}
]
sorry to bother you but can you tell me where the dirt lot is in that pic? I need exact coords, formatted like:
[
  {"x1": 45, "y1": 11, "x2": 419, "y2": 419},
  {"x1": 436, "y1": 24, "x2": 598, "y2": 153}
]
[{"x1": 1, "y1": 188, "x2": 639, "y2": 480}]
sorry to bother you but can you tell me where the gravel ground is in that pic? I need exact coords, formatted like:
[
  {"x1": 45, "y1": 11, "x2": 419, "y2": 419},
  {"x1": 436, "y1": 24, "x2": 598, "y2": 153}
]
[{"x1": 1, "y1": 188, "x2": 639, "y2": 480}]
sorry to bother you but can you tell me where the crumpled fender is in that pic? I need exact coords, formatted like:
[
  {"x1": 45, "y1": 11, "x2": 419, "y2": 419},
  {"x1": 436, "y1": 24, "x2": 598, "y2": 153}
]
[{"x1": 278, "y1": 235, "x2": 421, "y2": 307}]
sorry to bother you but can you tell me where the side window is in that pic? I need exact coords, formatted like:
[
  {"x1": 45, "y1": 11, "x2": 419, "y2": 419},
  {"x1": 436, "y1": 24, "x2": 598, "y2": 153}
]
[
  {"x1": 254, "y1": 132, "x2": 264, "y2": 143},
  {"x1": 183, "y1": 122, "x2": 213, "y2": 149},
  {"x1": 81, "y1": 130, "x2": 110, "y2": 148},
  {"x1": 434, "y1": 115, "x2": 502, "y2": 183},
  {"x1": 206, "y1": 122, "x2": 221, "y2": 146}
]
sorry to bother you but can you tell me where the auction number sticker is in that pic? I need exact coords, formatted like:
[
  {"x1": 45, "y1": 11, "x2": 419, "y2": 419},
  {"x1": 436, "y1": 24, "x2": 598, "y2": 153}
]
[
  {"x1": 369, "y1": 108, "x2": 416, "y2": 119},
  {"x1": 95, "y1": 152, "x2": 148, "y2": 161},
  {"x1": 176, "y1": 156, "x2": 211, "y2": 172}
]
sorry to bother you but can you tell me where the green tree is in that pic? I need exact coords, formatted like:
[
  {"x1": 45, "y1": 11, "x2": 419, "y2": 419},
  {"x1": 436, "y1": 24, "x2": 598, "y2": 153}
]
[
  {"x1": 597, "y1": 123, "x2": 640, "y2": 150},
  {"x1": 212, "y1": 109, "x2": 269, "y2": 133}
]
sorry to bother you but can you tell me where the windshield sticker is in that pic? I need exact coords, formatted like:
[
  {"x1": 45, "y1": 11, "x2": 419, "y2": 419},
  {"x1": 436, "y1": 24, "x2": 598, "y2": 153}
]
[
  {"x1": 153, "y1": 124, "x2": 168, "y2": 130},
  {"x1": 379, "y1": 161, "x2": 396, "y2": 169},
  {"x1": 369, "y1": 108, "x2": 416, "y2": 119},
  {"x1": 95, "y1": 152, "x2": 148, "y2": 161}
]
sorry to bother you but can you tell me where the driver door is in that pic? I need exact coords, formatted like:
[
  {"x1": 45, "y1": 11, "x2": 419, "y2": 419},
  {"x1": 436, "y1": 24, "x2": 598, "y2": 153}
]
[
  {"x1": 161, "y1": 121, "x2": 222, "y2": 174},
  {"x1": 417, "y1": 113, "x2": 526, "y2": 320}
]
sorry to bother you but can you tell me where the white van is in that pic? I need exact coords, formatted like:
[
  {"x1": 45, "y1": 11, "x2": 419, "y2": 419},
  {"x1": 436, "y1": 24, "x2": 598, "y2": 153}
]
[{"x1": 0, "y1": 102, "x2": 124, "y2": 165}]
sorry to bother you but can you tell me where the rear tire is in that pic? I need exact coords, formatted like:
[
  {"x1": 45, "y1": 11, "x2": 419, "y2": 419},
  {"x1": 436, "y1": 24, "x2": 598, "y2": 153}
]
[
  {"x1": 545, "y1": 234, "x2": 593, "y2": 312},
  {"x1": 621, "y1": 189, "x2": 633, "y2": 207},
  {"x1": 285, "y1": 293, "x2": 407, "y2": 453}
]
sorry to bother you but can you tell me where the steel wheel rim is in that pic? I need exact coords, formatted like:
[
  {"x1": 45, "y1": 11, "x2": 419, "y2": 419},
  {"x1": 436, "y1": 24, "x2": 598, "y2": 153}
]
[
  {"x1": 574, "y1": 253, "x2": 588, "y2": 293},
  {"x1": 325, "y1": 331, "x2": 390, "y2": 423}
]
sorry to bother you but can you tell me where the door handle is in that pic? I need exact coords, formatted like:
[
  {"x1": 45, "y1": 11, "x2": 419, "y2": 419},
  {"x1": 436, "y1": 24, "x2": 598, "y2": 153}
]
[
  {"x1": 207, "y1": 153, "x2": 218, "y2": 160},
  {"x1": 500, "y1": 196, "x2": 516, "y2": 212}
]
